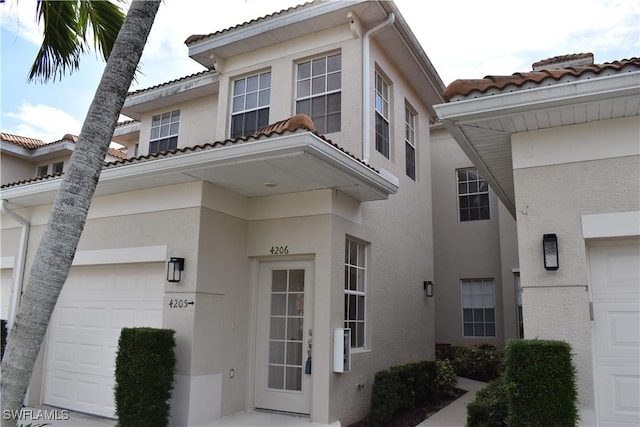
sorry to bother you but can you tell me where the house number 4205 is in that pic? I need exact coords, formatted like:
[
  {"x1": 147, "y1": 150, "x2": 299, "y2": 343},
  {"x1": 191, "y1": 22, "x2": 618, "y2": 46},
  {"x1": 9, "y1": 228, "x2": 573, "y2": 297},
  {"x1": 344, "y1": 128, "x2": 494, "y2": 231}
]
[{"x1": 270, "y1": 246, "x2": 289, "y2": 255}]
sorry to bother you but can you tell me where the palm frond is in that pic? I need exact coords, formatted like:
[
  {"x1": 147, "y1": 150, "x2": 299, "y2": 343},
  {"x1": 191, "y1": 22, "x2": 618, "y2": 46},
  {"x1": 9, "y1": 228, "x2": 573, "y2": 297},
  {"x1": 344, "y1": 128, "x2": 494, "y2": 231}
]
[
  {"x1": 79, "y1": 0, "x2": 125, "y2": 59},
  {"x1": 29, "y1": 0, "x2": 82, "y2": 82},
  {"x1": 28, "y1": 0, "x2": 125, "y2": 83}
]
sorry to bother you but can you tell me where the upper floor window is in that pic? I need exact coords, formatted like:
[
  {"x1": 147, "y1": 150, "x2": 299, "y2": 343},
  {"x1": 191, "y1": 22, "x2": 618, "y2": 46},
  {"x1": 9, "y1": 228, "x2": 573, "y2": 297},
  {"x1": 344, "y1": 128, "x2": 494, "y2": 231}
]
[
  {"x1": 461, "y1": 279, "x2": 496, "y2": 337},
  {"x1": 344, "y1": 237, "x2": 366, "y2": 349},
  {"x1": 52, "y1": 161, "x2": 64, "y2": 174},
  {"x1": 296, "y1": 53, "x2": 341, "y2": 134},
  {"x1": 457, "y1": 167, "x2": 490, "y2": 221},
  {"x1": 231, "y1": 71, "x2": 271, "y2": 138},
  {"x1": 375, "y1": 72, "x2": 390, "y2": 158},
  {"x1": 36, "y1": 161, "x2": 64, "y2": 178},
  {"x1": 150, "y1": 110, "x2": 180, "y2": 154},
  {"x1": 405, "y1": 104, "x2": 416, "y2": 180}
]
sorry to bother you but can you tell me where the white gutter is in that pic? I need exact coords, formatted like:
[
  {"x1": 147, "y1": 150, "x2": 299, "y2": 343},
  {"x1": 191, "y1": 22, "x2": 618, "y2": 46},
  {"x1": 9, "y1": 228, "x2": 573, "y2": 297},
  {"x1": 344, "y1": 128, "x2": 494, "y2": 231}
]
[
  {"x1": 0, "y1": 200, "x2": 30, "y2": 332},
  {"x1": 362, "y1": 12, "x2": 395, "y2": 163}
]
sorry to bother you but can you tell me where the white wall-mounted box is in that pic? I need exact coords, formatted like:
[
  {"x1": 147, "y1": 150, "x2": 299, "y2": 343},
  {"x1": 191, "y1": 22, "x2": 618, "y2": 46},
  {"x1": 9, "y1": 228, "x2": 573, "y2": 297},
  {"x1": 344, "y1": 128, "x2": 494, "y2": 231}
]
[{"x1": 333, "y1": 328, "x2": 351, "y2": 373}]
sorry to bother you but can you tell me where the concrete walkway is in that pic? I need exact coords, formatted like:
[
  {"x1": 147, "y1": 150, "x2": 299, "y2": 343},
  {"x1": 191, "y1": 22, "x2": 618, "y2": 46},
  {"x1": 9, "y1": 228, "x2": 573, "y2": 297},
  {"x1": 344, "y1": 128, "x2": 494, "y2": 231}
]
[
  {"x1": 416, "y1": 377, "x2": 487, "y2": 427},
  {"x1": 24, "y1": 377, "x2": 486, "y2": 427}
]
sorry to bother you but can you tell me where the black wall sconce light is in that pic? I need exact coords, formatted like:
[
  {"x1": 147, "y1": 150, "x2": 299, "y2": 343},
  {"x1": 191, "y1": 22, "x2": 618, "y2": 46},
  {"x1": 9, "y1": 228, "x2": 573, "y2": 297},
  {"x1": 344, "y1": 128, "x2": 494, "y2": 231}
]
[
  {"x1": 424, "y1": 281, "x2": 434, "y2": 297},
  {"x1": 167, "y1": 257, "x2": 185, "y2": 283},
  {"x1": 542, "y1": 234, "x2": 559, "y2": 271}
]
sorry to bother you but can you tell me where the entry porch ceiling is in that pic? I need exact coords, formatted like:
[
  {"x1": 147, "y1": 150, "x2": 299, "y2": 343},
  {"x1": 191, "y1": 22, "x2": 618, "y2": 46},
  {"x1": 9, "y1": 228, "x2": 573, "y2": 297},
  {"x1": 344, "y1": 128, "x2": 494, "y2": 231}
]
[{"x1": 1, "y1": 132, "x2": 398, "y2": 209}]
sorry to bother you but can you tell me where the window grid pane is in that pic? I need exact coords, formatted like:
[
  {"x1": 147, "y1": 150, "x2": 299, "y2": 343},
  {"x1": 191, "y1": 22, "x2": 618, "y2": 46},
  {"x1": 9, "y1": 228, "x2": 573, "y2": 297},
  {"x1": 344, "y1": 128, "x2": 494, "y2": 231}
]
[
  {"x1": 405, "y1": 105, "x2": 416, "y2": 180},
  {"x1": 231, "y1": 72, "x2": 271, "y2": 138},
  {"x1": 296, "y1": 53, "x2": 341, "y2": 134},
  {"x1": 268, "y1": 269, "x2": 304, "y2": 392},
  {"x1": 461, "y1": 279, "x2": 496, "y2": 337},
  {"x1": 150, "y1": 110, "x2": 180, "y2": 154},
  {"x1": 344, "y1": 238, "x2": 366, "y2": 348},
  {"x1": 457, "y1": 167, "x2": 490, "y2": 222},
  {"x1": 375, "y1": 72, "x2": 390, "y2": 158}
]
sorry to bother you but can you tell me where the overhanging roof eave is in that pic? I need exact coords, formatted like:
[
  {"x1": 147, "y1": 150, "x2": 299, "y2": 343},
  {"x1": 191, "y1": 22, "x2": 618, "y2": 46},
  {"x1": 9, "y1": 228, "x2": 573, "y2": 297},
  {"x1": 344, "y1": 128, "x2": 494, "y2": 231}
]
[{"x1": 1, "y1": 132, "x2": 397, "y2": 208}]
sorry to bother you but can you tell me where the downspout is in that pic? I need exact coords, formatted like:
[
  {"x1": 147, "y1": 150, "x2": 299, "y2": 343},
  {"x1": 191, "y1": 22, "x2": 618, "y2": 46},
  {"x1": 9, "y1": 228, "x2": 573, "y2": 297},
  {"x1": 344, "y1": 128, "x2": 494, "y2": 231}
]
[
  {"x1": 362, "y1": 12, "x2": 395, "y2": 163},
  {"x1": 1, "y1": 199, "x2": 30, "y2": 332}
]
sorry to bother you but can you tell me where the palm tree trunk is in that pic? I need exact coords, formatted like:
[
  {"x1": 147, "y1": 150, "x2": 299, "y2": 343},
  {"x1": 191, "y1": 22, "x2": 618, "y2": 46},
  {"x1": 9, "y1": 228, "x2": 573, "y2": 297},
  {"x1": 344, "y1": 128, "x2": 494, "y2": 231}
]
[{"x1": 0, "y1": 2, "x2": 160, "y2": 425}]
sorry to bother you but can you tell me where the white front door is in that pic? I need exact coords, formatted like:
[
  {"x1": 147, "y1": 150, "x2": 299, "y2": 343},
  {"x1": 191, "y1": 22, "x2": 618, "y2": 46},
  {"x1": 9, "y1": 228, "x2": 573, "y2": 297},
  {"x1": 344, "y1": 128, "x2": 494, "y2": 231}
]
[
  {"x1": 589, "y1": 240, "x2": 640, "y2": 426},
  {"x1": 254, "y1": 260, "x2": 313, "y2": 415}
]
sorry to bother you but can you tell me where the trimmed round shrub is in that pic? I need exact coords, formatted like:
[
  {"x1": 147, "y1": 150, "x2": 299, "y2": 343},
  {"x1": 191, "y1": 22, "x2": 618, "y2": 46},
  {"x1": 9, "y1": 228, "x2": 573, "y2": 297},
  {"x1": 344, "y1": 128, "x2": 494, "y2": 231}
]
[{"x1": 466, "y1": 377, "x2": 508, "y2": 427}]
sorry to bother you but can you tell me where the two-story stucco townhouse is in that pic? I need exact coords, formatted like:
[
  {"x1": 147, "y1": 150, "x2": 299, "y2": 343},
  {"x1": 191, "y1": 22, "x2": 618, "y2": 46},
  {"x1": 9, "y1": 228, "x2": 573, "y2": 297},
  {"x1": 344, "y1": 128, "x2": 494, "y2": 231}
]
[
  {"x1": 435, "y1": 53, "x2": 640, "y2": 427},
  {"x1": 0, "y1": 1, "x2": 455, "y2": 425}
]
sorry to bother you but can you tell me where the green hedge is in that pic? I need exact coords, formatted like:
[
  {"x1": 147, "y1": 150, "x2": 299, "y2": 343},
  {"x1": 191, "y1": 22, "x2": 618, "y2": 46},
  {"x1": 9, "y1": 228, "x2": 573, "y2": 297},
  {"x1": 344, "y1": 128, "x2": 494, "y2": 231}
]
[
  {"x1": 370, "y1": 361, "x2": 440, "y2": 426},
  {"x1": 504, "y1": 339, "x2": 578, "y2": 427},
  {"x1": 114, "y1": 327, "x2": 176, "y2": 427},
  {"x1": 438, "y1": 344, "x2": 504, "y2": 382},
  {"x1": 466, "y1": 377, "x2": 508, "y2": 427}
]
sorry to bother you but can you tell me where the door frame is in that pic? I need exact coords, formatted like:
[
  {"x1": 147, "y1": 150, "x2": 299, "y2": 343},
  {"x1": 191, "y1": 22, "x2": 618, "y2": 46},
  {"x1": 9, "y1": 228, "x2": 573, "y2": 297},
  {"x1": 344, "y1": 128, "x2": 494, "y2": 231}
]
[{"x1": 250, "y1": 257, "x2": 314, "y2": 415}]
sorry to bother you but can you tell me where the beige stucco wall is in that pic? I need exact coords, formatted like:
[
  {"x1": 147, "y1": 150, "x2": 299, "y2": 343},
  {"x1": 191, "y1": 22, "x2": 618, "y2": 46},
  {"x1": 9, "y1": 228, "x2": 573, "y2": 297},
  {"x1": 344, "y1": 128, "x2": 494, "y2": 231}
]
[
  {"x1": 512, "y1": 116, "x2": 640, "y2": 417},
  {"x1": 1, "y1": 154, "x2": 35, "y2": 184},
  {"x1": 136, "y1": 94, "x2": 218, "y2": 156},
  {"x1": 430, "y1": 127, "x2": 519, "y2": 349}
]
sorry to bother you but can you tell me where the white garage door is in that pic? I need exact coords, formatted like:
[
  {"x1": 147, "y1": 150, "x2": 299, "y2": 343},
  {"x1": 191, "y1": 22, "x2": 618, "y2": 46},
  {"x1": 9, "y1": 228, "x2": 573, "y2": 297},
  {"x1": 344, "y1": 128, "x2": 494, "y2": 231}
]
[
  {"x1": 44, "y1": 263, "x2": 164, "y2": 418},
  {"x1": 589, "y1": 241, "x2": 640, "y2": 426}
]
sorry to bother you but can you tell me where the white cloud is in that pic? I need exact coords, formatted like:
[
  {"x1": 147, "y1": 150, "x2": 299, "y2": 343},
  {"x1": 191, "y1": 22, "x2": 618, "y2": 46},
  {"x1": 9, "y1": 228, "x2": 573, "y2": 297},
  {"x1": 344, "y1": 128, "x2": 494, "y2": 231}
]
[
  {"x1": 0, "y1": 0, "x2": 43, "y2": 45},
  {"x1": 4, "y1": 103, "x2": 81, "y2": 142}
]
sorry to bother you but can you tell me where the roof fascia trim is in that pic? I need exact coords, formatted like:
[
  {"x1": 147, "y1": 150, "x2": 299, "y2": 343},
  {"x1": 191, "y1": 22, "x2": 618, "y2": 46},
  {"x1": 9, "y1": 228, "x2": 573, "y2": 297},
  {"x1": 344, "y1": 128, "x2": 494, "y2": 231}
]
[
  {"x1": 187, "y1": 0, "x2": 367, "y2": 59},
  {"x1": 434, "y1": 72, "x2": 640, "y2": 124},
  {"x1": 124, "y1": 72, "x2": 219, "y2": 109},
  {"x1": 0, "y1": 141, "x2": 75, "y2": 161}
]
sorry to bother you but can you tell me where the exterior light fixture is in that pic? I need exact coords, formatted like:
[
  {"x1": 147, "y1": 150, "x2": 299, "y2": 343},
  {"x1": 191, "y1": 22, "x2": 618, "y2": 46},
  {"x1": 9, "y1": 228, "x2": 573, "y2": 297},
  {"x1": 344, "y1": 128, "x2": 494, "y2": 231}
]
[
  {"x1": 167, "y1": 257, "x2": 185, "y2": 283},
  {"x1": 542, "y1": 234, "x2": 559, "y2": 271},
  {"x1": 424, "y1": 281, "x2": 434, "y2": 297}
]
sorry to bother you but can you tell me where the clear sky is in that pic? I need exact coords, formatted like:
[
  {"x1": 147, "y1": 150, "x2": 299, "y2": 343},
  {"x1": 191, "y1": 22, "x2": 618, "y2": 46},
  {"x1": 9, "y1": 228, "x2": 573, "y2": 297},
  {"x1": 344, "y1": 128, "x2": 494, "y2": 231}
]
[{"x1": 1, "y1": 0, "x2": 638, "y2": 143}]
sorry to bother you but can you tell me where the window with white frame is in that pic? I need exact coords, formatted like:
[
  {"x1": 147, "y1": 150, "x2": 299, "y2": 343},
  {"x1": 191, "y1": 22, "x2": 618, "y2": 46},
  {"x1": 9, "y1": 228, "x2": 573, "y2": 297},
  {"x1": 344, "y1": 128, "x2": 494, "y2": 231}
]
[
  {"x1": 150, "y1": 110, "x2": 180, "y2": 154},
  {"x1": 405, "y1": 104, "x2": 416, "y2": 180},
  {"x1": 344, "y1": 238, "x2": 366, "y2": 349},
  {"x1": 296, "y1": 53, "x2": 341, "y2": 134},
  {"x1": 461, "y1": 279, "x2": 496, "y2": 337},
  {"x1": 231, "y1": 71, "x2": 271, "y2": 138},
  {"x1": 36, "y1": 165, "x2": 48, "y2": 177},
  {"x1": 52, "y1": 161, "x2": 64, "y2": 174},
  {"x1": 375, "y1": 72, "x2": 390, "y2": 158},
  {"x1": 457, "y1": 168, "x2": 490, "y2": 221},
  {"x1": 515, "y1": 273, "x2": 524, "y2": 338}
]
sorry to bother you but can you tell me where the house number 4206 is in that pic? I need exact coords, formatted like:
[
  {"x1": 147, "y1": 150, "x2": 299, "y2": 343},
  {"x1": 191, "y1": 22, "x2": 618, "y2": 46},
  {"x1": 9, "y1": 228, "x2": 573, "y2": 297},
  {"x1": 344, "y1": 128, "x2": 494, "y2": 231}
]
[{"x1": 270, "y1": 246, "x2": 289, "y2": 255}]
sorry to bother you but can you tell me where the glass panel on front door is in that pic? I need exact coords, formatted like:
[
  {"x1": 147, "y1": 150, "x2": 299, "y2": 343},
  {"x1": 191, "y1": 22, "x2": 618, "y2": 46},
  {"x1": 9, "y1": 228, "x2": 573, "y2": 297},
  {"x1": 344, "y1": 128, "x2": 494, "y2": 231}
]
[{"x1": 268, "y1": 269, "x2": 304, "y2": 391}]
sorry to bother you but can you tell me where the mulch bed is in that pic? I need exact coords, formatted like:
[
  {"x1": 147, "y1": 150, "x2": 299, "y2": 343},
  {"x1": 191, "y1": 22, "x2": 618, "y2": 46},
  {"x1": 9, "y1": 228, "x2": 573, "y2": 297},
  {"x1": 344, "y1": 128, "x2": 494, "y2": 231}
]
[{"x1": 348, "y1": 388, "x2": 467, "y2": 427}]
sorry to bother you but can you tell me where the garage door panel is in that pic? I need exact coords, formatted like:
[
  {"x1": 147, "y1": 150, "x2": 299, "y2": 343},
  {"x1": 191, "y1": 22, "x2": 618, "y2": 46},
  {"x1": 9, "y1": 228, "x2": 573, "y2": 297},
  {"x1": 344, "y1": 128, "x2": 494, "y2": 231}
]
[
  {"x1": 596, "y1": 365, "x2": 640, "y2": 425},
  {"x1": 593, "y1": 303, "x2": 640, "y2": 359},
  {"x1": 590, "y1": 244, "x2": 640, "y2": 297},
  {"x1": 590, "y1": 241, "x2": 640, "y2": 426},
  {"x1": 44, "y1": 263, "x2": 164, "y2": 418}
]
